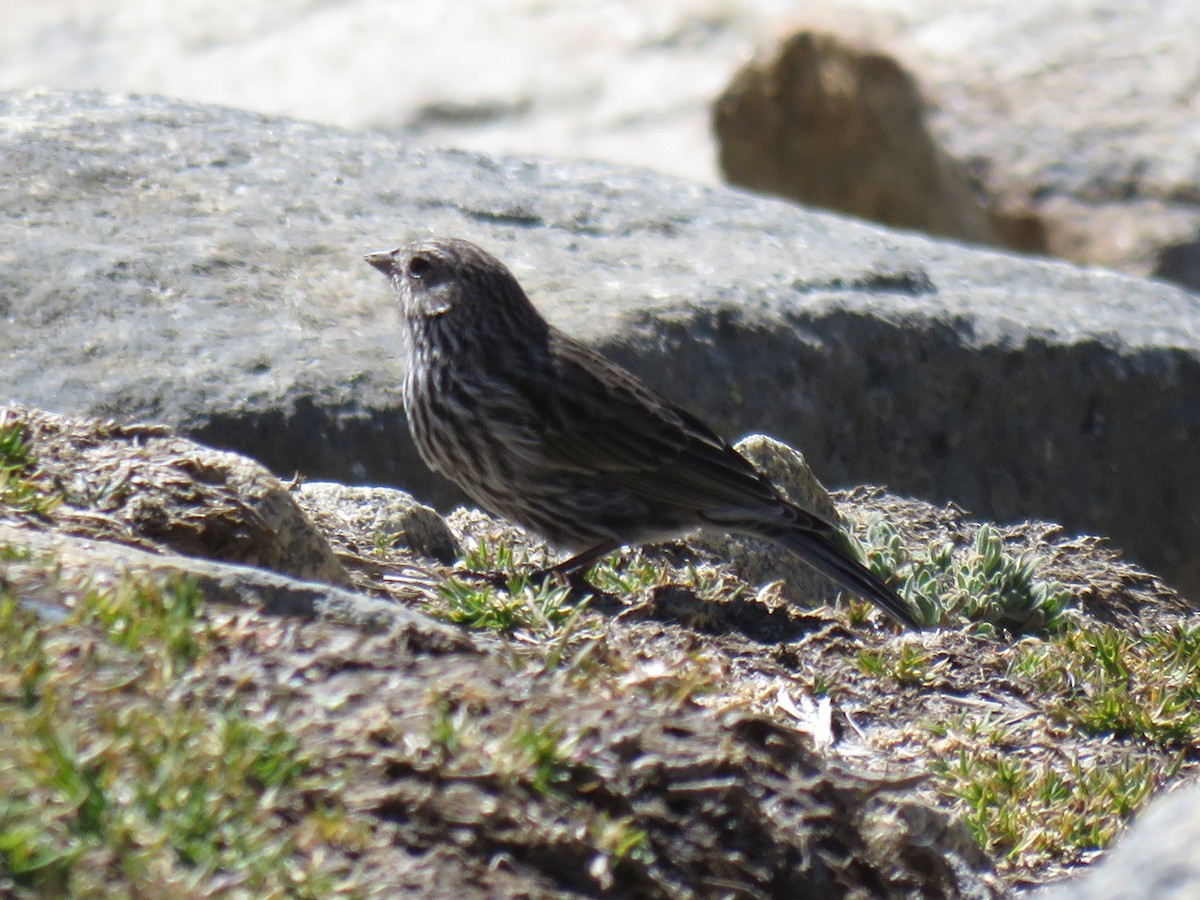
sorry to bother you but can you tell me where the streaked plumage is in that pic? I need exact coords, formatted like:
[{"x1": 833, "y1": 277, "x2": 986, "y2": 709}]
[{"x1": 365, "y1": 238, "x2": 918, "y2": 629}]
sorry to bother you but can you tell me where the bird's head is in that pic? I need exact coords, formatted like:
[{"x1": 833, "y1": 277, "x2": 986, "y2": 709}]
[{"x1": 364, "y1": 238, "x2": 545, "y2": 334}]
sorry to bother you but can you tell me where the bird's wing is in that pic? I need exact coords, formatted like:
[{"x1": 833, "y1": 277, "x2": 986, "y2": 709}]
[{"x1": 534, "y1": 329, "x2": 792, "y2": 516}]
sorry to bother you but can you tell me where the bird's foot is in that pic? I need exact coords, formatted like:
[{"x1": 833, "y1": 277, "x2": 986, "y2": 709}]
[
  {"x1": 527, "y1": 563, "x2": 594, "y2": 596},
  {"x1": 453, "y1": 563, "x2": 591, "y2": 597}
]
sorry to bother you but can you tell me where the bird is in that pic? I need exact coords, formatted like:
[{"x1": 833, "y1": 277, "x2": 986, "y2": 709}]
[{"x1": 364, "y1": 237, "x2": 918, "y2": 629}]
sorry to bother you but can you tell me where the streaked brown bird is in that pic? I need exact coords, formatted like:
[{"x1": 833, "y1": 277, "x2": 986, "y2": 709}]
[{"x1": 365, "y1": 238, "x2": 918, "y2": 629}]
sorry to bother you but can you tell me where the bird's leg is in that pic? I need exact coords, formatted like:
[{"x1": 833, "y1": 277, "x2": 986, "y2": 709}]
[
  {"x1": 535, "y1": 540, "x2": 622, "y2": 591},
  {"x1": 462, "y1": 542, "x2": 621, "y2": 594}
]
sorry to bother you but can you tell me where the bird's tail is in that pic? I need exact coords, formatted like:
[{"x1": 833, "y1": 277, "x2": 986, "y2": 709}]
[{"x1": 758, "y1": 522, "x2": 920, "y2": 629}]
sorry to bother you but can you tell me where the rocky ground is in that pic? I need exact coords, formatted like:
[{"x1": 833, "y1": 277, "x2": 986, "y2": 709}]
[{"x1": 3, "y1": 404, "x2": 1199, "y2": 896}]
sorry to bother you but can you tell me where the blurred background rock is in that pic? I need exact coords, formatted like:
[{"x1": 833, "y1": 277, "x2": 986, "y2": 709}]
[{"x1": 4, "y1": 0, "x2": 1198, "y2": 289}]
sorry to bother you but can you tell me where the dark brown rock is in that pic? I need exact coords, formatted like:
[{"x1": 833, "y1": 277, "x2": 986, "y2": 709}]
[{"x1": 713, "y1": 32, "x2": 1024, "y2": 252}]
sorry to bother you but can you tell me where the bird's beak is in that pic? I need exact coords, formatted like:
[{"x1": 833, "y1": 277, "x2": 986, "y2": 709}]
[{"x1": 363, "y1": 250, "x2": 395, "y2": 274}]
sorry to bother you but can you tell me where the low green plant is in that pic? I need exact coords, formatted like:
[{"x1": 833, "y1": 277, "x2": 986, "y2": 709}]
[
  {"x1": 459, "y1": 535, "x2": 545, "y2": 575},
  {"x1": 857, "y1": 519, "x2": 1072, "y2": 631},
  {"x1": 858, "y1": 643, "x2": 934, "y2": 686},
  {"x1": 587, "y1": 551, "x2": 665, "y2": 595},
  {"x1": 590, "y1": 814, "x2": 654, "y2": 866},
  {"x1": 931, "y1": 745, "x2": 1173, "y2": 867},
  {"x1": 437, "y1": 572, "x2": 581, "y2": 633},
  {"x1": 506, "y1": 719, "x2": 575, "y2": 796},
  {"x1": 425, "y1": 694, "x2": 575, "y2": 798},
  {"x1": 0, "y1": 575, "x2": 335, "y2": 896},
  {"x1": 1014, "y1": 620, "x2": 1200, "y2": 744},
  {"x1": 0, "y1": 420, "x2": 60, "y2": 517}
]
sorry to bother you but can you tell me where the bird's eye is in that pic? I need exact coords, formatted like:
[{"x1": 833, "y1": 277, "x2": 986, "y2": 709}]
[{"x1": 408, "y1": 256, "x2": 432, "y2": 279}]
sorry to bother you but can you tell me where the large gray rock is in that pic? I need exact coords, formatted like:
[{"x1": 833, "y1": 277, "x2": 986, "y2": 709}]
[{"x1": 3, "y1": 91, "x2": 1200, "y2": 600}]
